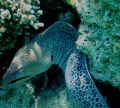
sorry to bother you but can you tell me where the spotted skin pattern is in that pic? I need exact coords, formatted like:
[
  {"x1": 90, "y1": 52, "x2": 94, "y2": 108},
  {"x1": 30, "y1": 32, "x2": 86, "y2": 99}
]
[
  {"x1": 3, "y1": 21, "x2": 109, "y2": 108},
  {"x1": 65, "y1": 50, "x2": 109, "y2": 108}
]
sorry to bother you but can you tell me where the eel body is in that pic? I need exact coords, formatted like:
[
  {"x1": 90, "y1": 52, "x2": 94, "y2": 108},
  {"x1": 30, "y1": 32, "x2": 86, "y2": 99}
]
[{"x1": 3, "y1": 21, "x2": 109, "y2": 108}]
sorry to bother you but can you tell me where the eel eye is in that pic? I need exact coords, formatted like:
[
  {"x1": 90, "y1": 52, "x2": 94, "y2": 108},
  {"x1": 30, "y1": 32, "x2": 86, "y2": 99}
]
[
  {"x1": 12, "y1": 69, "x2": 24, "y2": 76},
  {"x1": 12, "y1": 70, "x2": 19, "y2": 76}
]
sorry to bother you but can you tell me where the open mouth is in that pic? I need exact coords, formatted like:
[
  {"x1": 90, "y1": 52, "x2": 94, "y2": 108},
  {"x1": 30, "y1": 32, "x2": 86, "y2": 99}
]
[{"x1": 7, "y1": 76, "x2": 30, "y2": 85}]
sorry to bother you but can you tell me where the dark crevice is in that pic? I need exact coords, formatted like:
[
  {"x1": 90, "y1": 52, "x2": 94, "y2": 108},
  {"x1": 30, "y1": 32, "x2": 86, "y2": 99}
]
[{"x1": 40, "y1": 0, "x2": 80, "y2": 30}]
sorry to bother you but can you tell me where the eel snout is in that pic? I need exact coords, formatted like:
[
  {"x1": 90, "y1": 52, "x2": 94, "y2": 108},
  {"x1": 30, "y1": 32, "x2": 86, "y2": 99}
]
[{"x1": 2, "y1": 75, "x2": 31, "y2": 88}]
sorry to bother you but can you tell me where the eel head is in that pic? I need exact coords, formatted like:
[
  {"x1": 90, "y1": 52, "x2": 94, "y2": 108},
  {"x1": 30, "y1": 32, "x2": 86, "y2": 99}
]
[{"x1": 2, "y1": 44, "x2": 52, "y2": 89}]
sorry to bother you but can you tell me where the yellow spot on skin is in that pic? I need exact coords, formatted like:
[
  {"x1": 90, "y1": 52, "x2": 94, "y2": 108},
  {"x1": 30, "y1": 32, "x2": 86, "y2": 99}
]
[
  {"x1": 30, "y1": 49, "x2": 36, "y2": 60},
  {"x1": 13, "y1": 55, "x2": 23, "y2": 69},
  {"x1": 34, "y1": 42, "x2": 42, "y2": 58}
]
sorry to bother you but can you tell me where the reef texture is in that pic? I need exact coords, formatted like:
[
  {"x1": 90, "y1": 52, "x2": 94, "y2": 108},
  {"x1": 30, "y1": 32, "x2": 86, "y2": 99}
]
[
  {"x1": 65, "y1": 0, "x2": 120, "y2": 88},
  {"x1": 0, "y1": 81, "x2": 35, "y2": 108},
  {"x1": 0, "y1": 0, "x2": 43, "y2": 37}
]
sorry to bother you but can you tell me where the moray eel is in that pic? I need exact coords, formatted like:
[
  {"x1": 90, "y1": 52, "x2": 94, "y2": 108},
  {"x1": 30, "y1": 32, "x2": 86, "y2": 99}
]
[{"x1": 3, "y1": 21, "x2": 109, "y2": 108}]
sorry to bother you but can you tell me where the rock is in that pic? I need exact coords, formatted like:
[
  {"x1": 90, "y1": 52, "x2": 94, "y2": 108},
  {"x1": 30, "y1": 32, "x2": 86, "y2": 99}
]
[{"x1": 66, "y1": 0, "x2": 120, "y2": 89}]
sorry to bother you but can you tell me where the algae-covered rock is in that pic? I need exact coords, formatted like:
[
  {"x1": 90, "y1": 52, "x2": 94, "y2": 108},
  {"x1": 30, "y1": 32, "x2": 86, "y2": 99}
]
[
  {"x1": 0, "y1": 81, "x2": 35, "y2": 108},
  {"x1": 0, "y1": 82, "x2": 74, "y2": 108},
  {"x1": 62, "y1": 0, "x2": 79, "y2": 7},
  {"x1": 66, "y1": 0, "x2": 120, "y2": 88}
]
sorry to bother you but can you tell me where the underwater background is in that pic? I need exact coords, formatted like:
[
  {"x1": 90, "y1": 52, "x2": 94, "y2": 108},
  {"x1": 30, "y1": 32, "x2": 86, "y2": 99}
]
[{"x1": 0, "y1": 0, "x2": 120, "y2": 108}]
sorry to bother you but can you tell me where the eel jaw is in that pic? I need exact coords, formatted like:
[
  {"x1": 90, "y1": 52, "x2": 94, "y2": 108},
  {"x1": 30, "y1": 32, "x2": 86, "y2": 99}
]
[{"x1": 3, "y1": 76, "x2": 31, "y2": 88}]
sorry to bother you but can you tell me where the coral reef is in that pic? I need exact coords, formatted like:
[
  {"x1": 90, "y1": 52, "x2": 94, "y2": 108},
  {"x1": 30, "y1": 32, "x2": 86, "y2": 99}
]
[
  {"x1": 0, "y1": 0, "x2": 43, "y2": 37},
  {"x1": 0, "y1": 82, "x2": 74, "y2": 108},
  {"x1": 32, "y1": 83, "x2": 75, "y2": 108},
  {"x1": 62, "y1": 0, "x2": 79, "y2": 7},
  {"x1": 0, "y1": 81, "x2": 35, "y2": 108},
  {"x1": 65, "y1": 0, "x2": 120, "y2": 88}
]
